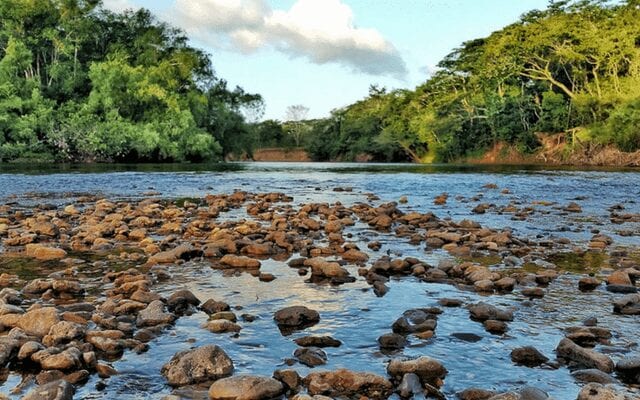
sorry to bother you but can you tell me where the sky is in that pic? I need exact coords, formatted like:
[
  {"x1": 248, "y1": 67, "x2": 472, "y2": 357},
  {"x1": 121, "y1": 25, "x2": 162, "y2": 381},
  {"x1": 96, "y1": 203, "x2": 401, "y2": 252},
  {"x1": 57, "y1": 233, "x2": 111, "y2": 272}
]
[{"x1": 102, "y1": 0, "x2": 552, "y2": 121}]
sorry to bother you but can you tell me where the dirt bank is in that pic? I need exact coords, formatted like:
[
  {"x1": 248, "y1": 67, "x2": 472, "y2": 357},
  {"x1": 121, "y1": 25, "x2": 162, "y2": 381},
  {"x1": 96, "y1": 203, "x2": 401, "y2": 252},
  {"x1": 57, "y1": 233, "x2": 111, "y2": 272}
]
[{"x1": 251, "y1": 148, "x2": 311, "y2": 162}]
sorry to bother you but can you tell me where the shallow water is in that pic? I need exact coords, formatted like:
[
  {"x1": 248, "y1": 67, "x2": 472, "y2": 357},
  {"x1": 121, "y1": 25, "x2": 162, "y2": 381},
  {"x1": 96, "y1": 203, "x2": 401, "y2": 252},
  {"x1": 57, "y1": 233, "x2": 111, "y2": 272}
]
[{"x1": 1, "y1": 162, "x2": 639, "y2": 399}]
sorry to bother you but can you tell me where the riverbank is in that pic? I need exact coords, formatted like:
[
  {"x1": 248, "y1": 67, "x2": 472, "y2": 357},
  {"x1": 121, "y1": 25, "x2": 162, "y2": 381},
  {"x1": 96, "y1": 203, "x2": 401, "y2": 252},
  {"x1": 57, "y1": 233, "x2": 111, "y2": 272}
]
[{"x1": 0, "y1": 168, "x2": 639, "y2": 398}]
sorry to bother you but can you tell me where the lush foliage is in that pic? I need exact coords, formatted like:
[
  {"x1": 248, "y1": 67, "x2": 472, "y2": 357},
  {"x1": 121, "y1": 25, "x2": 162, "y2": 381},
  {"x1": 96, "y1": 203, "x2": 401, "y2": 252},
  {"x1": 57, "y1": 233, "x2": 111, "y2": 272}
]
[
  {"x1": 0, "y1": 0, "x2": 262, "y2": 162},
  {"x1": 305, "y1": 0, "x2": 640, "y2": 162}
]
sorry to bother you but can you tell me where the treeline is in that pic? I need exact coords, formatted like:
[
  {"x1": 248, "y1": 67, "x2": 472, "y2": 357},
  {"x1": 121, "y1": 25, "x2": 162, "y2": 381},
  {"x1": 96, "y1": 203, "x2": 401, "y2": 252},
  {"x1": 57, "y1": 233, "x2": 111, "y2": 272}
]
[
  {"x1": 0, "y1": 0, "x2": 262, "y2": 162},
  {"x1": 296, "y1": 0, "x2": 640, "y2": 162}
]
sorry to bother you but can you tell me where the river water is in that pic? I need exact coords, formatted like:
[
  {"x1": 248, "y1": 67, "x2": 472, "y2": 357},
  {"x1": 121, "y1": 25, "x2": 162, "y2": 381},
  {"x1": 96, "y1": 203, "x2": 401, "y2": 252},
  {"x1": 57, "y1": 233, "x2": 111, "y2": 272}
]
[{"x1": 0, "y1": 162, "x2": 639, "y2": 399}]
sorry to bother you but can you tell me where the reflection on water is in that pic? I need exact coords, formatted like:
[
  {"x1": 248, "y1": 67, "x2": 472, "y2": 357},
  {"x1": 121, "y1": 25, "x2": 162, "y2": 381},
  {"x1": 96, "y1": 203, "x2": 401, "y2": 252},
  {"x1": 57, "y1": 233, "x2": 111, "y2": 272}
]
[{"x1": 0, "y1": 162, "x2": 639, "y2": 399}]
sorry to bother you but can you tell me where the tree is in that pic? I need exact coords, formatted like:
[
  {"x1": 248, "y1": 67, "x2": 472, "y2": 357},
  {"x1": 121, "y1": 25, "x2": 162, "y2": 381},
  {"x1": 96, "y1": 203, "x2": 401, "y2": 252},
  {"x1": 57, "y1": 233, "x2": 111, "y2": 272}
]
[{"x1": 285, "y1": 104, "x2": 310, "y2": 147}]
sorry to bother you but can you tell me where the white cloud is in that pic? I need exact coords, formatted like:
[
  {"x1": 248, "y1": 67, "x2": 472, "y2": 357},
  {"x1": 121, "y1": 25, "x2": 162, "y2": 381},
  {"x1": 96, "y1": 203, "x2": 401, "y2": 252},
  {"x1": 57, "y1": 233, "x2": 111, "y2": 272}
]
[{"x1": 173, "y1": 0, "x2": 407, "y2": 79}]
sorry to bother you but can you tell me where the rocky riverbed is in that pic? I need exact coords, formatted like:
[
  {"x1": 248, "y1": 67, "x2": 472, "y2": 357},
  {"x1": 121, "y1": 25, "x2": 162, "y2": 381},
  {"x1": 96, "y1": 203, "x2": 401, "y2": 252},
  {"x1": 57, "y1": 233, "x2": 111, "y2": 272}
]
[{"x1": 0, "y1": 164, "x2": 639, "y2": 399}]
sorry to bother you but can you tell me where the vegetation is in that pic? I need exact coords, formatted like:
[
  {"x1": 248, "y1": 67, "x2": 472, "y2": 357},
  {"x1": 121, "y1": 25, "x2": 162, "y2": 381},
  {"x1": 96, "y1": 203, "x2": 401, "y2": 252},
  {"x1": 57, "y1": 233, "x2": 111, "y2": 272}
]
[
  {"x1": 303, "y1": 0, "x2": 640, "y2": 162},
  {"x1": 0, "y1": 0, "x2": 262, "y2": 162}
]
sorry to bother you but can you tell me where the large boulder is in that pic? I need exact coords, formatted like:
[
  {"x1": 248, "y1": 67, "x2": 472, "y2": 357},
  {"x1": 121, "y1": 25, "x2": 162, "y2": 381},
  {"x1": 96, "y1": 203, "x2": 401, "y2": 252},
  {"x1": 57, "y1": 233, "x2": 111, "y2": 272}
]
[
  {"x1": 303, "y1": 369, "x2": 393, "y2": 399},
  {"x1": 208, "y1": 375, "x2": 284, "y2": 400},
  {"x1": 161, "y1": 345, "x2": 234, "y2": 386}
]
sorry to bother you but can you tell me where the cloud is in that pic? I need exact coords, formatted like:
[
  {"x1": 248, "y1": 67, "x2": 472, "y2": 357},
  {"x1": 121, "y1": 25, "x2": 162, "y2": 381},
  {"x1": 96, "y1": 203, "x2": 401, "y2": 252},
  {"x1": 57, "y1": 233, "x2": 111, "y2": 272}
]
[{"x1": 173, "y1": 0, "x2": 407, "y2": 79}]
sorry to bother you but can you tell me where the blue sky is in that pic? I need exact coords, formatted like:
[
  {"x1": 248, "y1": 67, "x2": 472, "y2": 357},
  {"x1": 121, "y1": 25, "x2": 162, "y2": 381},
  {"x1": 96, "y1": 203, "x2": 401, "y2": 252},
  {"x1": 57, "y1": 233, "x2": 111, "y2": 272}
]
[{"x1": 103, "y1": 0, "x2": 552, "y2": 120}]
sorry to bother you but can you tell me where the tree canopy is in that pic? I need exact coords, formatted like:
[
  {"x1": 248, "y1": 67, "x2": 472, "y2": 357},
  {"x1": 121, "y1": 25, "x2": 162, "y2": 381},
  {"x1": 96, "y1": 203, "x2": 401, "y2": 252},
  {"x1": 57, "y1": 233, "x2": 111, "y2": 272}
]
[
  {"x1": 304, "y1": 0, "x2": 640, "y2": 162},
  {"x1": 0, "y1": 0, "x2": 262, "y2": 162}
]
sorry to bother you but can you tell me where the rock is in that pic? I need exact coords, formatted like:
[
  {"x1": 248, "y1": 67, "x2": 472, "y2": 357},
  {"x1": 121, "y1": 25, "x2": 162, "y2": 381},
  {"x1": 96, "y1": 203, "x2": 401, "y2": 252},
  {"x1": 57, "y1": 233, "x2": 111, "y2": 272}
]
[
  {"x1": 305, "y1": 258, "x2": 354, "y2": 283},
  {"x1": 43, "y1": 321, "x2": 86, "y2": 347},
  {"x1": 167, "y1": 289, "x2": 200, "y2": 313},
  {"x1": 23, "y1": 379, "x2": 74, "y2": 400},
  {"x1": 571, "y1": 369, "x2": 618, "y2": 384},
  {"x1": 398, "y1": 373, "x2": 422, "y2": 398},
  {"x1": 201, "y1": 299, "x2": 230, "y2": 315},
  {"x1": 209, "y1": 312, "x2": 237, "y2": 322},
  {"x1": 518, "y1": 387, "x2": 550, "y2": 400},
  {"x1": 511, "y1": 346, "x2": 549, "y2": 367},
  {"x1": 25, "y1": 244, "x2": 67, "y2": 261},
  {"x1": 556, "y1": 338, "x2": 614, "y2": 373},
  {"x1": 483, "y1": 320, "x2": 508, "y2": 334},
  {"x1": 18, "y1": 341, "x2": 45, "y2": 360},
  {"x1": 18, "y1": 307, "x2": 60, "y2": 337},
  {"x1": 387, "y1": 356, "x2": 447, "y2": 387},
  {"x1": 469, "y1": 303, "x2": 513, "y2": 322},
  {"x1": 438, "y1": 298, "x2": 463, "y2": 307},
  {"x1": 304, "y1": 369, "x2": 393, "y2": 399},
  {"x1": 576, "y1": 383, "x2": 626, "y2": 400},
  {"x1": 220, "y1": 255, "x2": 261, "y2": 269},
  {"x1": 494, "y1": 277, "x2": 516, "y2": 292},
  {"x1": 458, "y1": 388, "x2": 497, "y2": 400},
  {"x1": 208, "y1": 375, "x2": 284, "y2": 400},
  {"x1": 294, "y1": 347, "x2": 327, "y2": 367},
  {"x1": 273, "y1": 368, "x2": 301, "y2": 391},
  {"x1": 615, "y1": 355, "x2": 640, "y2": 383},
  {"x1": 341, "y1": 249, "x2": 369, "y2": 263},
  {"x1": 96, "y1": 363, "x2": 118, "y2": 378},
  {"x1": 161, "y1": 345, "x2": 234, "y2": 386},
  {"x1": 521, "y1": 287, "x2": 545, "y2": 298},
  {"x1": 579, "y1": 277, "x2": 601, "y2": 291},
  {"x1": 294, "y1": 335, "x2": 341, "y2": 348},
  {"x1": 378, "y1": 333, "x2": 407, "y2": 350},
  {"x1": 203, "y1": 319, "x2": 241, "y2": 334},
  {"x1": 564, "y1": 202, "x2": 582, "y2": 213},
  {"x1": 613, "y1": 293, "x2": 640, "y2": 314},
  {"x1": 392, "y1": 309, "x2": 437, "y2": 335},
  {"x1": 274, "y1": 306, "x2": 320, "y2": 333},
  {"x1": 137, "y1": 300, "x2": 175, "y2": 327},
  {"x1": 607, "y1": 270, "x2": 632, "y2": 286},
  {"x1": 38, "y1": 347, "x2": 83, "y2": 370}
]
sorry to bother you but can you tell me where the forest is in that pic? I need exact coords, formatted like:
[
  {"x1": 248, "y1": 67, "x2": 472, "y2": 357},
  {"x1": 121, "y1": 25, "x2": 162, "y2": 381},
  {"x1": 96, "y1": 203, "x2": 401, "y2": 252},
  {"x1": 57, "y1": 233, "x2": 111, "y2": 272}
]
[
  {"x1": 300, "y1": 0, "x2": 640, "y2": 162},
  {"x1": 0, "y1": 0, "x2": 262, "y2": 162},
  {"x1": 2, "y1": 0, "x2": 640, "y2": 163}
]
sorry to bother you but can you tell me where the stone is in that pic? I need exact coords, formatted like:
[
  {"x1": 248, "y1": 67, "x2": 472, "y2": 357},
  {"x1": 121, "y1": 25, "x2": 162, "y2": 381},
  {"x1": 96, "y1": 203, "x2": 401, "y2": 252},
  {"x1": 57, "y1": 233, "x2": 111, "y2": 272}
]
[
  {"x1": 576, "y1": 383, "x2": 626, "y2": 400},
  {"x1": 274, "y1": 306, "x2": 320, "y2": 333},
  {"x1": 294, "y1": 335, "x2": 341, "y2": 348},
  {"x1": 201, "y1": 299, "x2": 230, "y2": 314},
  {"x1": 273, "y1": 369, "x2": 301, "y2": 390},
  {"x1": 613, "y1": 294, "x2": 640, "y2": 315},
  {"x1": 483, "y1": 320, "x2": 508, "y2": 334},
  {"x1": 304, "y1": 369, "x2": 393, "y2": 399},
  {"x1": 458, "y1": 388, "x2": 497, "y2": 400},
  {"x1": 294, "y1": 347, "x2": 327, "y2": 367},
  {"x1": 398, "y1": 373, "x2": 422, "y2": 398},
  {"x1": 607, "y1": 270, "x2": 632, "y2": 286},
  {"x1": 208, "y1": 375, "x2": 284, "y2": 400},
  {"x1": 615, "y1": 355, "x2": 640, "y2": 384},
  {"x1": 571, "y1": 369, "x2": 618, "y2": 384},
  {"x1": 378, "y1": 333, "x2": 407, "y2": 350},
  {"x1": 161, "y1": 345, "x2": 234, "y2": 386},
  {"x1": 25, "y1": 244, "x2": 67, "y2": 261},
  {"x1": 469, "y1": 303, "x2": 513, "y2": 322},
  {"x1": 556, "y1": 338, "x2": 614, "y2": 373},
  {"x1": 18, "y1": 341, "x2": 45, "y2": 360},
  {"x1": 387, "y1": 356, "x2": 447, "y2": 387},
  {"x1": 305, "y1": 258, "x2": 354, "y2": 283},
  {"x1": 17, "y1": 307, "x2": 60, "y2": 337},
  {"x1": 220, "y1": 255, "x2": 261, "y2": 269},
  {"x1": 167, "y1": 289, "x2": 200, "y2": 314},
  {"x1": 203, "y1": 319, "x2": 241, "y2": 334},
  {"x1": 137, "y1": 300, "x2": 175, "y2": 327},
  {"x1": 38, "y1": 348, "x2": 82, "y2": 370},
  {"x1": 511, "y1": 346, "x2": 549, "y2": 367},
  {"x1": 579, "y1": 277, "x2": 601, "y2": 291},
  {"x1": 42, "y1": 321, "x2": 86, "y2": 347},
  {"x1": 23, "y1": 380, "x2": 74, "y2": 400}
]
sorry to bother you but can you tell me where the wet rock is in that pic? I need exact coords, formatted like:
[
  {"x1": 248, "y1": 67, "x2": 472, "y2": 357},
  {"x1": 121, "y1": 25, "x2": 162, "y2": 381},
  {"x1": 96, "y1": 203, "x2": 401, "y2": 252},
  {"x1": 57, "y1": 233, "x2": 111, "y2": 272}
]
[
  {"x1": 438, "y1": 298, "x2": 463, "y2": 307},
  {"x1": 161, "y1": 345, "x2": 234, "y2": 386},
  {"x1": 378, "y1": 333, "x2": 407, "y2": 350},
  {"x1": 451, "y1": 333, "x2": 483, "y2": 343},
  {"x1": 18, "y1": 341, "x2": 45, "y2": 360},
  {"x1": 305, "y1": 258, "x2": 354, "y2": 283},
  {"x1": 494, "y1": 277, "x2": 516, "y2": 292},
  {"x1": 167, "y1": 289, "x2": 200, "y2": 314},
  {"x1": 474, "y1": 280, "x2": 494, "y2": 293},
  {"x1": 86, "y1": 331, "x2": 125, "y2": 356},
  {"x1": 615, "y1": 355, "x2": 640, "y2": 384},
  {"x1": 556, "y1": 338, "x2": 614, "y2": 372},
  {"x1": 274, "y1": 306, "x2": 320, "y2": 333},
  {"x1": 579, "y1": 277, "x2": 601, "y2": 291},
  {"x1": 576, "y1": 383, "x2": 626, "y2": 400},
  {"x1": 201, "y1": 299, "x2": 230, "y2": 315},
  {"x1": 304, "y1": 369, "x2": 393, "y2": 399},
  {"x1": 17, "y1": 307, "x2": 60, "y2": 337},
  {"x1": 220, "y1": 255, "x2": 261, "y2": 269},
  {"x1": 209, "y1": 311, "x2": 237, "y2": 322},
  {"x1": 37, "y1": 347, "x2": 83, "y2": 370},
  {"x1": 469, "y1": 303, "x2": 514, "y2": 322},
  {"x1": 571, "y1": 369, "x2": 618, "y2": 384},
  {"x1": 458, "y1": 388, "x2": 497, "y2": 400},
  {"x1": 25, "y1": 244, "x2": 67, "y2": 261},
  {"x1": 612, "y1": 294, "x2": 640, "y2": 315},
  {"x1": 564, "y1": 202, "x2": 582, "y2": 213},
  {"x1": 203, "y1": 319, "x2": 241, "y2": 334},
  {"x1": 209, "y1": 375, "x2": 284, "y2": 400},
  {"x1": 392, "y1": 309, "x2": 438, "y2": 335},
  {"x1": 483, "y1": 320, "x2": 508, "y2": 334},
  {"x1": 398, "y1": 372, "x2": 422, "y2": 398},
  {"x1": 273, "y1": 369, "x2": 301, "y2": 391},
  {"x1": 294, "y1": 335, "x2": 341, "y2": 348},
  {"x1": 387, "y1": 356, "x2": 447, "y2": 387},
  {"x1": 23, "y1": 279, "x2": 54, "y2": 295},
  {"x1": 606, "y1": 270, "x2": 632, "y2": 286},
  {"x1": 510, "y1": 346, "x2": 549, "y2": 367},
  {"x1": 23, "y1": 379, "x2": 74, "y2": 400},
  {"x1": 294, "y1": 347, "x2": 327, "y2": 367},
  {"x1": 342, "y1": 249, "x2": 369, "y2": 263},
  {"x1": 137, "y1": 300, "x2": 176, "y2": 327},
  {"x1": 96, "y1": 363, "x2": 118, "y2": 378},
  {"x1": 521, "y1": 287, "x2": 545, "y2": 299}
]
